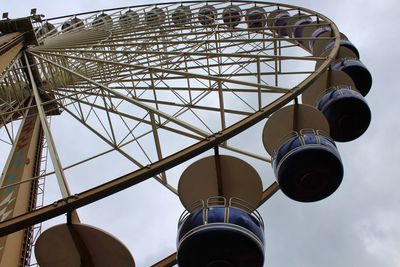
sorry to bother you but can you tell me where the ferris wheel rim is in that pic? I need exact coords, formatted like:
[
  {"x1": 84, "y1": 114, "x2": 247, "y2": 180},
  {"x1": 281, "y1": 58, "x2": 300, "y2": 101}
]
[{"x1": 0, "y1": 0, "x2": 341, "y2": 245}]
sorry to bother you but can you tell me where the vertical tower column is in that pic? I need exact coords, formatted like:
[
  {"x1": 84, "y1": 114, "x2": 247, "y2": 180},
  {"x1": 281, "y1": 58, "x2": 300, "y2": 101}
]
[{"x1": 0, "y1": 108, "x2": 42, "y2": 267}]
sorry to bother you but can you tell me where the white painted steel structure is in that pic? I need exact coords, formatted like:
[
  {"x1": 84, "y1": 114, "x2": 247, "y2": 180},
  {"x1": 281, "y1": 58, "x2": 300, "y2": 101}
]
[{"x1": 0, "y1": 1, "x2": 341, "y2": 266}]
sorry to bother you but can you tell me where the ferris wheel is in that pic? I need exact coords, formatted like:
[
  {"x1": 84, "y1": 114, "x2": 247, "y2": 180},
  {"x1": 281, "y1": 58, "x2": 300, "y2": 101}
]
[{"x1": 0, "y1": 1, "x2": 372, "y2": 266}]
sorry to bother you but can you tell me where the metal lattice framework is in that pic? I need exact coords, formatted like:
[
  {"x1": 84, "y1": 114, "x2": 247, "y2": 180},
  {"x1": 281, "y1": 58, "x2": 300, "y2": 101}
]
[{"x1": 0, "y1": 1, "x2": 341, "y2": 266}]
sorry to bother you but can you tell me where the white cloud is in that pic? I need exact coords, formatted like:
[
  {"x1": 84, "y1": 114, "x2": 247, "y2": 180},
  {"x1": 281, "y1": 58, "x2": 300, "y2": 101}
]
[
  {"x1": 0, "y1": 1, "x2": 396, "y2": 267},
  {"x1": 357, "y1": 210, "x2": 400, "y2": 266}
]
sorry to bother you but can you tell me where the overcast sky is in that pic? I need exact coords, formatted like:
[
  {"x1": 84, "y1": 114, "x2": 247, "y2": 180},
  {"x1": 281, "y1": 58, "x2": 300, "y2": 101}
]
[{"x1": 1, "y1": 1, "x2": 398, "y2": 267}]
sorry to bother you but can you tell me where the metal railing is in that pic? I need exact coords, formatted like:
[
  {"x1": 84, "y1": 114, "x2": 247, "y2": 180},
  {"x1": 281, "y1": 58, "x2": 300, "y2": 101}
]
[{"x1": 178, "y1": 196, "x2": 264, "y2": 228}]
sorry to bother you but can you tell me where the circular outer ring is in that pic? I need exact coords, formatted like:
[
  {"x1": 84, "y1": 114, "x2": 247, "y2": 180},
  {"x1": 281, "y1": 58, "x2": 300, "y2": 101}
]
[{"x1": 0, "y1": 1, "x2": 342, "y2": 237}]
